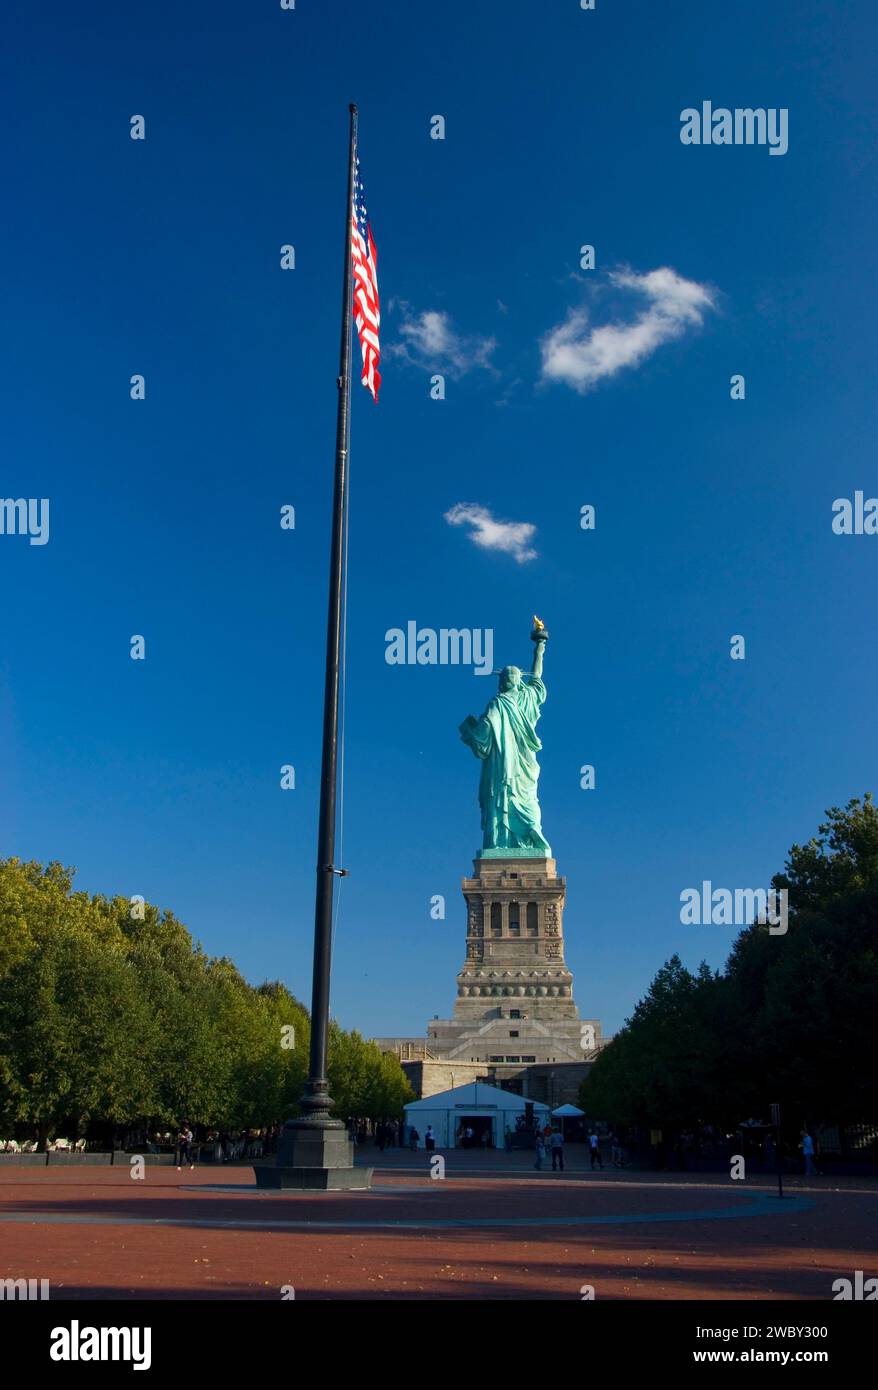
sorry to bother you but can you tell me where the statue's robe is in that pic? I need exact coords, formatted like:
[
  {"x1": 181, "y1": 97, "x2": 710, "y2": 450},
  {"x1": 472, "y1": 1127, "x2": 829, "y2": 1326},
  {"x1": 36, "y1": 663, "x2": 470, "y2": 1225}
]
[{"x1": 460, "y1": 676, "x2": 550, "y2": 851}]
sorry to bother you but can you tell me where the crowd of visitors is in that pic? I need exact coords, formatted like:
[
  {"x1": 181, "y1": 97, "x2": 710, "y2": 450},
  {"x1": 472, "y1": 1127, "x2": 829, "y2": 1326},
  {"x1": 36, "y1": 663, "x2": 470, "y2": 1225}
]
[
  {"x1": 373, "y1": 1119, "x2": 402, "y2": 1150},
  {"x1": 3, "y1": 1114, "x2": 830, "y2": 1179},
  {"x1": 533, "y1": 1125, "x2": 566, "y2": 1170},
  {"x1": 456, "y1": 1123, "x2": 492, "y2": 1148}
]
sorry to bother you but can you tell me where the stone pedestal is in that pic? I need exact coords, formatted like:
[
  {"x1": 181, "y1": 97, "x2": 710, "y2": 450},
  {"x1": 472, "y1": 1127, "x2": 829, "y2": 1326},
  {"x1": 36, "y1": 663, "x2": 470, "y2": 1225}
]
[
  {"x1": 454, "y1": 855, "x2": 577, "y2": 1020},
  {"x1": 253, "y1": 1121, "x2": 372, "y2": 1191},
  {"x1": 424, "y1": 855, "x2": 585, "y2": 1066}
]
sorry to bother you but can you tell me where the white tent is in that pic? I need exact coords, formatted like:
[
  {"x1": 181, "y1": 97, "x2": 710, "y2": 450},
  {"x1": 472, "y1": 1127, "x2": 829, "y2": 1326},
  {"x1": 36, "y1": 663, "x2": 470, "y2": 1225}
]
[
  {"x1": 551, "y1": 1102, "x2": 586, "y2": 1139},
  {"x1": 405, "y1": 1081, "x2": 550, "y2": 1149}
]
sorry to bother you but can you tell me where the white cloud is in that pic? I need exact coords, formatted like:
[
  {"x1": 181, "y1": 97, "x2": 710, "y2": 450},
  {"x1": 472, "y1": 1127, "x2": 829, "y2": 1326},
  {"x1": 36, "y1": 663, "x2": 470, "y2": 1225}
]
[
  {"x1": 540, "y1": 266, "x2": 715, "y2": 393},
  {"x1": 444, "y1": 502, "x2": 537, "y2": 564},
  {"x1": 388, "y1": 305, "x2": 497, "y2": 377}
]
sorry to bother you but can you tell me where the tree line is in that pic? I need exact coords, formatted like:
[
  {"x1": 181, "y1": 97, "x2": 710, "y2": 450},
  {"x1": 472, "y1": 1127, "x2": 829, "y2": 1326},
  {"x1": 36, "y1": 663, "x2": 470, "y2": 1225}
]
[
  {"x1": 0, "y1": 858, "x2": 412, "y2": 1148},
  {"x1": 580, "y1": 796, "x2": 878, "y2": 1139}
]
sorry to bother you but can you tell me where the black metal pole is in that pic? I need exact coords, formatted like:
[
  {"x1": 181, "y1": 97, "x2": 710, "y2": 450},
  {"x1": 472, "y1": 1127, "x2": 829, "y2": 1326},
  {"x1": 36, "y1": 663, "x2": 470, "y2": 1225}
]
[
  {"x1": 299, "y1": 102, "x2": 358, "y2": 1130},
  {"x1": 770, "y1": 1102, "x2": 783, "y2": 1199}
]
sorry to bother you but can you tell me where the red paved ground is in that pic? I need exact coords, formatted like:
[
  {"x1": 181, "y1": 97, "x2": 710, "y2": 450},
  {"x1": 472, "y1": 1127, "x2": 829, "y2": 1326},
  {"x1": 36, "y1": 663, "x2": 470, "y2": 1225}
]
[{"x1": 1, "y1": 1163, "x2": 875, "y2": 1300}]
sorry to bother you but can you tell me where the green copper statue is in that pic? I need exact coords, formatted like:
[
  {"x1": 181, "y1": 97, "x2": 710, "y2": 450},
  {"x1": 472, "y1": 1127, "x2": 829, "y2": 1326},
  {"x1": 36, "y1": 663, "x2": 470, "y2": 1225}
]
[{"x1": 459, "y1": 617, "x2": 551, "y2": 856}]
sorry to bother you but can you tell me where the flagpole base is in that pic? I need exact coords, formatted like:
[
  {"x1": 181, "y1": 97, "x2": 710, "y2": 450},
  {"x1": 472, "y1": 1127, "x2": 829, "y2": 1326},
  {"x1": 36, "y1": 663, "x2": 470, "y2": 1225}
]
[
  {"x1": 252, "y1": 1117, "x2": 373, "y2": 1190},
  {"x1": 253, "y1": 1162, "x2": 373, "y2": 1191}
]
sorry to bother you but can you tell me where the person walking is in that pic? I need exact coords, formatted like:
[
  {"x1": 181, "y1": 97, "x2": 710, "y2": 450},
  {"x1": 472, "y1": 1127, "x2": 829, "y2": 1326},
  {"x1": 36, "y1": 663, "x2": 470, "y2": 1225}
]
[
  {"x1": 549, "y1": 1127, "x2": 564, "y2": 1172},
  {"x1": 409, "y1": 1127, "x2": 420, "y2": 1152},
  {"x1": 588, "y1": 1130, "x2": 603, "y2": 1171},
  {"x1": 177, "y1": 1123, "x2": 194, "y2": 1171},
  {"x1": 534, "y1": 1132, "x2": 546, "y2": 1171},
  {"x1": 610, "y1": 1131, "x2": 623, "y2": 1168},
  {"x1": 801, "y1": 1129, "x2": 818, "y2": 1177},
  {"x1": 425, "y1": 1125, "x2": 435, "y2": 1154}
]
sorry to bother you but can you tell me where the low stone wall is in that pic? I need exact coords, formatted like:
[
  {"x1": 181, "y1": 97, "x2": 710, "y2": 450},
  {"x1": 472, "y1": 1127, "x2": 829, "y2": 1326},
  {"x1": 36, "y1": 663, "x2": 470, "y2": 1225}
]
[
  {"x1": 0, "y1": 1151, "x2": 179, "y2": 1167},
  {"x1": 45, "y1": 1152, "x2": 114, "y2": 1165}
]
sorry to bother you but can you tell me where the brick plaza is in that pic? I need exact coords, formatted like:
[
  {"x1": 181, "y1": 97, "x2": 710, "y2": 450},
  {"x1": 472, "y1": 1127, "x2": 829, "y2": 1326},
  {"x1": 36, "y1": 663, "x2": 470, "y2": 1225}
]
[{"x1": 2, "y1": 1151, "x2": 875, "y2": 1300}]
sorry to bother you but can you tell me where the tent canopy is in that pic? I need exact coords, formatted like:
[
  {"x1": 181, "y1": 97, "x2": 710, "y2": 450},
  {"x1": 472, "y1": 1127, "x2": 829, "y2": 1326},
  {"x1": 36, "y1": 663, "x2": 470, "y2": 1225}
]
[
  {"x1": 552, "y1": 1103, "x2": 585, "y2": 1117},
  {"x1": 404, "y1": 1081, "x2": 549, "y2": 1114}
]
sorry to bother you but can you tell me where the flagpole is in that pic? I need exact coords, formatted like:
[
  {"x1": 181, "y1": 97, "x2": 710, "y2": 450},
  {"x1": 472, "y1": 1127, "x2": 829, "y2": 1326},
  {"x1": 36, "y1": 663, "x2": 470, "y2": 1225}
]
[
  {"x1": 256, "y1": 104, "x2": 371, "y2": 1189},
  {"x1": 302, "y1": 100, "x2": 358, "y2": 1127}
]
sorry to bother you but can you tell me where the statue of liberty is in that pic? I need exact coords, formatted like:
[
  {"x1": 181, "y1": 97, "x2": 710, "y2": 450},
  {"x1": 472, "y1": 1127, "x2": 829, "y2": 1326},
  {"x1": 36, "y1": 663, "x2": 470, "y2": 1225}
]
[{"x1": 459, "y1": 617, "x2": 551, "y2": 855}]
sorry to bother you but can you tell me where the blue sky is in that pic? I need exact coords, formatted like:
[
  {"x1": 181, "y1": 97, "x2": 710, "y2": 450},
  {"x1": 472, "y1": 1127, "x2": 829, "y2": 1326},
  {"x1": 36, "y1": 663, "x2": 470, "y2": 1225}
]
[{"x1": 2, "y1": 0, "x2": 876, "y2": 1038}]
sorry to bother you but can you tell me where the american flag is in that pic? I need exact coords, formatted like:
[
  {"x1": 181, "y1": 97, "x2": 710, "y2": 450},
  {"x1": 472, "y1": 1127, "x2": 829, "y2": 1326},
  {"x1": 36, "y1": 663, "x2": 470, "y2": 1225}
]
[{"x1": 351, "y1": 158, "x2": 381, "y2": 402}]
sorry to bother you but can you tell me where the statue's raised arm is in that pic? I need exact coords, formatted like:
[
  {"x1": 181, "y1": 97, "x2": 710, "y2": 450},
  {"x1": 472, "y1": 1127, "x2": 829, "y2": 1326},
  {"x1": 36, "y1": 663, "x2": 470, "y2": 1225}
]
[{"x1": 530, "y1": 615, "x2": 548, "y2": 680}]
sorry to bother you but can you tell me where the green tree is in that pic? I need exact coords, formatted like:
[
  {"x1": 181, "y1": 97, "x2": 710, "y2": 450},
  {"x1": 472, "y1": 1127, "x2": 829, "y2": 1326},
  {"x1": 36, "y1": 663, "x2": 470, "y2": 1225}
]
[
  {"x1": 0, "y1": 871, "x2": 158, "y2": 1145},
  {"x1": 725, "y1": 794, "x2": 878, "y2": 1123},
  {"x1": 0, "y1": 855, "x2": 396, "y2": 1144},
  {"x1": 328, "y1": 1026, "x2": 413, "y2": 1121},
  {"x1": 581, "y1": 796, "x2": 878, "y2": 1133},
  {"x1": 580, "y1": 956, "x2": 723, "y2": 1128},
  {"x1": 0, "y1": 858, "x2": 314, "y2": 1140}
]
